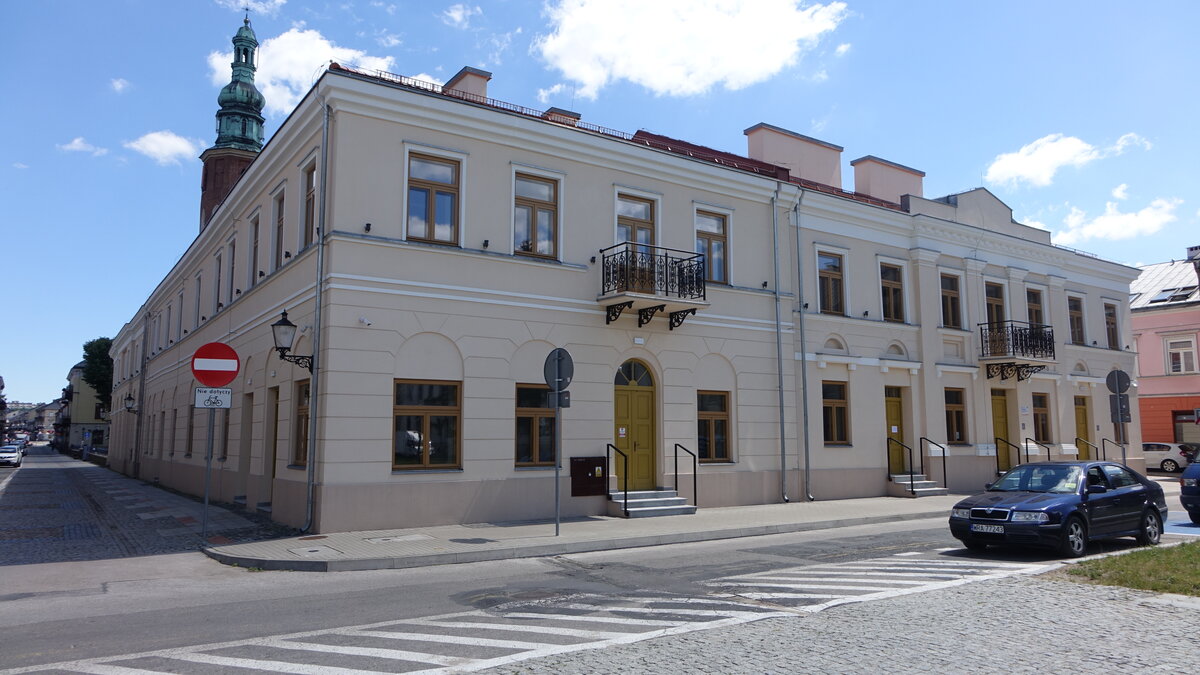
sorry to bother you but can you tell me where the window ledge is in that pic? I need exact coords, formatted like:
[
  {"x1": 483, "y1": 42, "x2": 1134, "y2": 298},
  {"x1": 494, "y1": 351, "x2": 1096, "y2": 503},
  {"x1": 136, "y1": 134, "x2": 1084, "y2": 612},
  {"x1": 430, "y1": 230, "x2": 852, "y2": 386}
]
[
  {"x1": 515, "y1": 465, "x2": 557, "y2": 471},
  {"x1": 391, "y1": 468, "x2": 464, "y2": 474},
  {"x1": 286, "y1": 463, "x2": 307, "y2": 470},
  {"x1": 699, "y1": 461, "x2": 735, "y2": 465},
  {"x1": 824, "y1": 444, "x2": 853, "y2": 448}
]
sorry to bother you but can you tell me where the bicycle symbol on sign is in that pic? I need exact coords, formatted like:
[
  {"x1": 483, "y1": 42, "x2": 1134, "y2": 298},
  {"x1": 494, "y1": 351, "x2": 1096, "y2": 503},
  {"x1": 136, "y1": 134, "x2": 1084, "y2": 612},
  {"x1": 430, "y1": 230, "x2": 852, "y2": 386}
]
[{"x1": 203, "y1": 395, "x2": 224, "y2": 407}]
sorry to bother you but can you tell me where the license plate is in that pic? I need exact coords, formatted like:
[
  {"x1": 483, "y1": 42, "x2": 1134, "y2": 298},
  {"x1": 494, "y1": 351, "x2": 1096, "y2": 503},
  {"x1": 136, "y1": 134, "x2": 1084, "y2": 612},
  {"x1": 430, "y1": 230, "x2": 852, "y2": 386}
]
[{"x1": 970, "y1": 523, "x2": 1004, "y2": 534}]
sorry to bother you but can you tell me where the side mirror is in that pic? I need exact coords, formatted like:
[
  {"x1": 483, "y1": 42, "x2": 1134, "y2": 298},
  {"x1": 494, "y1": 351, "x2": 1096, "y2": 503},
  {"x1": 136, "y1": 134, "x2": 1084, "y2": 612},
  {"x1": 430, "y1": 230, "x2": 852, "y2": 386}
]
[
  {"x1": 1087, "y1": 484, "x2": 1108, "y2": 494},
  {"x1": 984, "y1": 483, "x2": 993, "y2": 490}
]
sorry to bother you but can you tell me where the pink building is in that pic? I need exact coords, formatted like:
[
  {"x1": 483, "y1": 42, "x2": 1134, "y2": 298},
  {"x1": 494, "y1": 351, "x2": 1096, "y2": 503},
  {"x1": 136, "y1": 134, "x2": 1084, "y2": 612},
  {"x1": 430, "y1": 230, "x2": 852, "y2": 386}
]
[{"x1": 1131, "y1": 245, "x2": 1200, "y2": 445}]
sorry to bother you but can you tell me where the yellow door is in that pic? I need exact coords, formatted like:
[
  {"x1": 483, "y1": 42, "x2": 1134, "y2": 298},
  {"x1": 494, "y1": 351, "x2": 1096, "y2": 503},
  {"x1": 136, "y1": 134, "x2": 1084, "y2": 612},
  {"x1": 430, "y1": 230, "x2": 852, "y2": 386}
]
[
  {"x1": 614, "y1": 387, "x2": 656, "y2": 490},
  {"x1": 885, "y1": 387, "x2": 906, "y2": 474},
  {"x1": 991, "y1": 389, "x2": 1012, "y2": 471},
  {"x1": 1074, "y1": 397, "x2": 1091, "y2": 460}
]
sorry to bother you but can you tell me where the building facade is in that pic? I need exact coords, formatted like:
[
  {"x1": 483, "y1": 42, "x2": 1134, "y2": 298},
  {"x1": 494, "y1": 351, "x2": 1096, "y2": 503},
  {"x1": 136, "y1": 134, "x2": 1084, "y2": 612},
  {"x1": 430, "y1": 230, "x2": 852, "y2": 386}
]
[
  {"x1": 108, "y1": 22, "x2": 1141, "y2": 532},
  {"x1": 1131, "y1": 248, "x2": 1200, "y2": 445},
  {"x1": 58, "y1": 361, "x2": 109, "y2": 455}
]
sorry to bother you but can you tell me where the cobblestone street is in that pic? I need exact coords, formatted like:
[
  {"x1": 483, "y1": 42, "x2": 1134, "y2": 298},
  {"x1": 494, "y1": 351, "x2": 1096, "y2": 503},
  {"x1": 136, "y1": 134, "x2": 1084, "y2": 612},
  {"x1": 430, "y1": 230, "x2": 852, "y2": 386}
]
[{"x1": 0, "y1": 446, "x2": 296, "y2": 566}]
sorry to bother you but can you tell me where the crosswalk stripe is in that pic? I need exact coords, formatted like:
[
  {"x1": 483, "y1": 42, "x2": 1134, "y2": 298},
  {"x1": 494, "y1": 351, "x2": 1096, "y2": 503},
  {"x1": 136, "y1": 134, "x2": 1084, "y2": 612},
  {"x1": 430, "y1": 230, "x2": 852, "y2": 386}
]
[
  {"x1": 54, "y1": 665, "x2": 162, "y2": 675},
  {"x1": 404, "y1": 619, "x2": 629, "y2": 639},
  {"x1": 714, "y1": 578, "x2": 929, "y2": 587},
  {"x1": 261, "y1": 639, "x2": 479, "y2": 667},
  {"x1": 500, "y1": 612, "x2": 683, "y2": 627},
  {"x1": 548, "y1": 603, "x2": 774, "y2": 618},
  {"x1": 165, "y1": 651, "x2": 387, "y2": 674},
  {"x1": 349, "y1": 629, "x2": 551, "y2": 650},
  {"x1": 732, "y1": 593, "x2": 845, "y2": 600},
  {"x1": 732, "y1": 571, "x2": 963, "y2": 580}
]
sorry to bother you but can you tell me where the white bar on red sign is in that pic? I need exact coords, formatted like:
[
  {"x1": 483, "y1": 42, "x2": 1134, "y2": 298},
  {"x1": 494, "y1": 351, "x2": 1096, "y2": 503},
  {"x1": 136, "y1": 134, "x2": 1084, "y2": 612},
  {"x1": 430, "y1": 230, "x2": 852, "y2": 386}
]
[{"x1": 193, "y1": 358, "x2": 239, "y2": 371}]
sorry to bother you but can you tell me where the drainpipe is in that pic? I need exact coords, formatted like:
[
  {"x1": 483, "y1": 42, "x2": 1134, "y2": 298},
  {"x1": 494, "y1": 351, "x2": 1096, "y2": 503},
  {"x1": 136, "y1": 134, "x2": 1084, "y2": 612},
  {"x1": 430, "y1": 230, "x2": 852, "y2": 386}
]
[
  {"x1": 132, "y1": 311, "x2": 150, "y2": 479},
  {"x1": 793, "y1": 192, "x2": 814, "y2": 500},
  {"x1": 771, "y1": 184, "x2": 788, "y2": 503},
  {"x1": 301, "y1": 101, "x2": 331, "y2": 533}
]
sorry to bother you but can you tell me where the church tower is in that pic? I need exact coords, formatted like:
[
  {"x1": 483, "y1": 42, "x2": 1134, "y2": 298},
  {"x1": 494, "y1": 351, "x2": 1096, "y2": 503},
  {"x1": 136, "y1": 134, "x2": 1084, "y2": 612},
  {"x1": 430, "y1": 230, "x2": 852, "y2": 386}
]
[{"x1": 199, "y1": 16, "x2": 266, "y2": 231}]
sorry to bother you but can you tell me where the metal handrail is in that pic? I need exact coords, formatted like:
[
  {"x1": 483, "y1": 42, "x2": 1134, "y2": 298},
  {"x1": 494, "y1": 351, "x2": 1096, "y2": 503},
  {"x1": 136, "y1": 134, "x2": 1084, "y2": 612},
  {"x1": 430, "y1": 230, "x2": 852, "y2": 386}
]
[
  {"x1": 920, "y1": 437, "x2": 948, "y2": 489},
  {"x1": 1075, "y1": 437, "x2": 1099, "y2": 461},
  {"x1": 977, "y1": 320, "x2": 1056, "y2": 359},
  {"x1": 886, "y1": 438, "x2": 919, "y2": 495},
  {"x1": 605, "y1": 443, "x2": 630, "y2": 517},
  {"x1": 599, "y1": 242, "x2": 706, "y2": 301},
  {"x1": 1025, "y1": 437, "x2": 1053, "y2": 462},
  {"x1": 674, "y1": 443, "x2": 698, "y2": 507},
  {"x1": 995, "y1": 437, "x2": 1024, "y2": 475},
  {"x1": 1101, "y1": 438, "x2": 1126, "y2": 464}
]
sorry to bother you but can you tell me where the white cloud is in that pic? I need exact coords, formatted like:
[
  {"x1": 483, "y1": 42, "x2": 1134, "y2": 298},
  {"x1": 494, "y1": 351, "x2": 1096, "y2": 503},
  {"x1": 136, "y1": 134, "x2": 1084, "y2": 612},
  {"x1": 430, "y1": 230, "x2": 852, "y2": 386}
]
[
  {"x1": 370, "y1": 1, "x2": 397, "y2": 14},
  {"x1": 13, "y1": 162, "x2": 28, "y2": 169},
  {"x1": 534, "y1": 0, "x2": 848, "y2": 99},
  {"x1": 811, "y1": 69, "x2": 828, "y2": 82},
  {"x1": 409, "y1": 72, "x2": 444, "y2": 86},
  {"x1": 1024, "y1": 219, "x2": 1050, "y2": 231},
  {"x1": 57, "y1": 137, "x2": 108, "y2": 157},
  {"x1": 537, "y1": 83, "x2": 566, "y2": 104},
  {"x1": 835, "y1": 42, "x2": 851, "y2": 56},
  {"x1": 377, "y1": 32, "x2": 401, "y2": 48},
  {"x1": 123, "y1": 130, "x2": 201, "y2": 165},
  {"x1": 985, "y1": 132, "x2": 1151, "y2": 188},
  {"x1": 484, "y1": 28, "x2": 521, "y2": 65},
  {"x1": 1111, "y1": 183, "x2": 1128, "y2": 200},
  {"x1": 442, "y1": 4, "x2": 482, "y2": 28},
  {"x1": 214, "y1": 0, "x2": 286, "y2": 16},
  {"x1": 210, "y1": 28, "x2": 396, "y2": 116},
  {"x1": 111, "y1": 78, "x2": 130, "y2": 93},
  {"x1": 1053, "y1": 197, "x2": 1182, "y2": 246}
]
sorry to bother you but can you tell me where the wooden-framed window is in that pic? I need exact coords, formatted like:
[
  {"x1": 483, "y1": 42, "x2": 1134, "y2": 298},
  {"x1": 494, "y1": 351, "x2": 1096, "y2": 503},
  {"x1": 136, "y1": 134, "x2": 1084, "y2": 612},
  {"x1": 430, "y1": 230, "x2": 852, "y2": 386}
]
[
  {"x1": 1167, "y1": 337, "x2": 1197, "y2": 374},
  {"x1": 697, "y1": 391, "x2": 730, "y2": 462},
  {"x1": 695, "y1": 211, "x2": 728, "y2": 284},
  {"x1": 1068, "y1": 297, "x2": 1085, "y2": 344},
  {"x1": 1032, "y1": 393, "x2": 1051, "y2": 443},
  {"x1": 294, "y1": 379, "x2": 310, "y2": 466},
  {"x1": 273, "y1": 190, "x2": 285, "y2": 270},
  {"x1": 194, "y1": 274, "x2": 202, "y2": 327},
  {"x1": 212, "y1": 252, "x2": 222, "y2": 313},
  {"x1": 515, "y1": 385, "x2": 556, "y2": 466},
  {"x1": 617, "y1": 194, "x2": 655, "y2": 246},
  {"x1": 393, "y1": 379, "x2": 461, "y2": 469},
  {"x1": 303, "y1": 165, "x2": 316, "y2": 249},
  {"x1": 1026, "y1": 289, "x2": 1044, "y2": 325},
  {"x1": 941, "y1": 274, "x2": 962, "y2": 328},
  {"x1": 880, "y1": 263, "x2": 904, "y2": 323},
  {"x1": 514, "y1": 174, "x2": 557, "y2": 258},
  {"x1": 818, "y1": 252, "x2": 844, "y2": 315},
  {"x1": 267, "y1": 386, "x2": 280, "y2": 476},
  {"x1": 1104, "y1": 303, "x2": 1119, "y2": 349},
  {"x1": 227, "y1": 241, "x2": 236, "y2": 305},
  {"x1": 984, "y1": 282, "x2": 1005, "y2": 325},
  {"x1": 407, "y1": 154, "x2": 460, "y2": 244},
  {"x1": 944, "y1": 388, "x2": 968, "y2": 444},
  {"x1": 822, "y1": 381, "x2": 849, "y2": 444},
  {"x1": 249, "y1": 215, "x2": 260, "y2": 288}
]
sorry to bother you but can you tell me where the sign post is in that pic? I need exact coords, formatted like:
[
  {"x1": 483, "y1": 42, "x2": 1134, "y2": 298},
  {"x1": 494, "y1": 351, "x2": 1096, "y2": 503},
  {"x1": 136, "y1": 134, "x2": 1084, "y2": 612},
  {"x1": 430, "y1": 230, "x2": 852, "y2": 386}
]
[
  {"x1": 544, "y1": 348, "x2": 574, "y2": 536},
  {"x1": 1106, "y1": 369, "x2": 1131, "y2": 464},
  {"x1": 191, "y1": 343, "x2": 240, "y2": 543}
]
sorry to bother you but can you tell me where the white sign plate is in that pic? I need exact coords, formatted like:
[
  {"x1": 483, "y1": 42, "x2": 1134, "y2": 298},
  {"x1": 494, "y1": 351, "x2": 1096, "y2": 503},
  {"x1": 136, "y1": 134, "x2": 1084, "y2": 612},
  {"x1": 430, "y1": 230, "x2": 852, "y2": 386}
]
[{"x1": 195, "y1": 387, "x2": 233, "y2": 409}]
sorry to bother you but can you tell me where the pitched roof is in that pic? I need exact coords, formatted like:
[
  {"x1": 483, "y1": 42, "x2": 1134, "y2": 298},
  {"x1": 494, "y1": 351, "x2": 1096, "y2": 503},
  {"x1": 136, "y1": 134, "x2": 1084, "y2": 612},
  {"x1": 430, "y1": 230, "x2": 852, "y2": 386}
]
[{"x1": 1130, "y1": 259, "x2": 1200, "y2": 309}]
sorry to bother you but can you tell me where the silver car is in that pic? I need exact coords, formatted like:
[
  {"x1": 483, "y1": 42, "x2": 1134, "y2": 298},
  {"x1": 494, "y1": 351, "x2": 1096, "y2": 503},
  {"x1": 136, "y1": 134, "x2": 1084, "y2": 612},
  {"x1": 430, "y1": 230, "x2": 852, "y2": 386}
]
[
  {"x1": 1142, "y1": 442, "x2": 1196, "y2": 473},
  {"x1": 0, "y1": 445, "x2": 21, "y2": 467}
]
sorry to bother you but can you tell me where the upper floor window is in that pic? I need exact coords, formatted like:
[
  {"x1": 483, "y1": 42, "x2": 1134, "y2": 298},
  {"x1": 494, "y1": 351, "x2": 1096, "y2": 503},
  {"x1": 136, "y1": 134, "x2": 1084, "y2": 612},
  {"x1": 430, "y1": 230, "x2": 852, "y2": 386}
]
[
  {"x1": 303, "y1": 165, "x2": 317, "y2": 249},
  {"x1": 1068, "y1": 297, "x2": 1085, "y2": 344},
  {"x1": 1150, "y1": 286, "x2": 1198, "y2": 303},
  {"x1": 984, "y1": 282, "x2": 1005, "y2": 325},
  {"x1": 940, "y1": 274, "x2": 962, "y2": 329},
  {"x1": 213, "y1": 253, "x2": 222, "y2": 313},
  {"x1": 194, "y1": 274, "x2": 202, "y2": 327},
  {"x1": 1026, "y1": 289, "x2": 1044, "y2": 325},
  {"x1": 695, "y1": 211, "x2": 728, "y2": 284},
  {"x1": 408, "y1": 154, "x2": 459, "y2": 245},
  {"x1": 273, "y1": 191, "x2": 286, "y2": 270},
  {"x1": 249, "y1": 215, "x2": 260, "y2": 288},
  {"x1": 818, "y1": 252, "x2": 844, "y2": 315},
  {"x1": 1167, "y1": 337, "x2": 1197, "y2": 374},
  {"x1": 514, "y1": 174, "x2": 557, "y2": 258},
  {"x1": 880, "y1": 263, "x2": 904, "y2": 323},
  {"x1": 617, "y1": 195, "x2": 655, "y2": 246},
  {"x1": 1104, "y1": 303, "x2": 1119, "y2": 349}
]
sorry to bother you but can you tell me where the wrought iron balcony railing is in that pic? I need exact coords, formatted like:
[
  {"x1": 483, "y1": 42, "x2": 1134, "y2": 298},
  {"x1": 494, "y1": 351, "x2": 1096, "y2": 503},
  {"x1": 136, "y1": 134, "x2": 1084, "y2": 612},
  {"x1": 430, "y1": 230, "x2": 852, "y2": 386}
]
[
  {"x1": 978, "y1": 320, "x2": 1056, "y2": 360},
  {"x1": 600, "y1": 243, "x2": 706, "y2": 301}
]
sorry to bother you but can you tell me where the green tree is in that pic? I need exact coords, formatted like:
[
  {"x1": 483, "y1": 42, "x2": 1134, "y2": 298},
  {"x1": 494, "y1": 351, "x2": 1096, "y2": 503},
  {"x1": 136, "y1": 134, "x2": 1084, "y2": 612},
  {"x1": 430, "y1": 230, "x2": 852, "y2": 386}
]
[{"x1": 81, "y1": 337, "x2": 114, "y2": 409}]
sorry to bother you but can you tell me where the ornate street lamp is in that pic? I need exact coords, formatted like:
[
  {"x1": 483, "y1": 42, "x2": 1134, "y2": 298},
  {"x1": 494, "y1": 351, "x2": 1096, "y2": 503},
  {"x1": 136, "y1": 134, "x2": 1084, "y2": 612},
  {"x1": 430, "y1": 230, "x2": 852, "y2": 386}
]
[
  {"x1": 271, "y1": 310, "x2": 313, "y2": 371},
  {"x1": 123, "y1": 392, "x2": 138, "y2": 414}
]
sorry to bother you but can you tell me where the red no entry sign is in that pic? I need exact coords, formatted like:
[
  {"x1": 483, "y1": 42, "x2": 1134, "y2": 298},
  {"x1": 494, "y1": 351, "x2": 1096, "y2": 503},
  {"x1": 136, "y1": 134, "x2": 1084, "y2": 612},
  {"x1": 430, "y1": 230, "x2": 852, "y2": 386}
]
[{"x1": 191, "y1": 342, "x2": 240, "y2": 387}]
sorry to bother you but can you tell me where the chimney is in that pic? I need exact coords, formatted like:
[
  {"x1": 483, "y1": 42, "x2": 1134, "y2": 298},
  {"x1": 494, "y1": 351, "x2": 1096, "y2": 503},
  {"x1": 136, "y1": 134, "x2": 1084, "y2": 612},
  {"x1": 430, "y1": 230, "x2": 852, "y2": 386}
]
[
  {"x1": 744, "y1": 123, "x2": 842, "y2": 188},
  {"x1": 542, "y1": 107, "x2": 581, "y2": 127},
  {"x1": 1188, "y1": 244, "x2": 1200, "y2": 284},
  {"x1": 850, "y1": 155, "x2": 925, "y2": 204},
  {"x1": 443, "y1": 66, "x2": 492, "y2": 100}
]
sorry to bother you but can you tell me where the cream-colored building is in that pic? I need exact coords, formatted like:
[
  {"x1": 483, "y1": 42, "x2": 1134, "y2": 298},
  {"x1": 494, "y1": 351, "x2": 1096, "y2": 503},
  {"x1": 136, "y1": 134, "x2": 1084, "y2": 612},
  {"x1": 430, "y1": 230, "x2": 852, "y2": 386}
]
[{"x1": 108, "y1": 24, "x2": 1140, "y2": 532}]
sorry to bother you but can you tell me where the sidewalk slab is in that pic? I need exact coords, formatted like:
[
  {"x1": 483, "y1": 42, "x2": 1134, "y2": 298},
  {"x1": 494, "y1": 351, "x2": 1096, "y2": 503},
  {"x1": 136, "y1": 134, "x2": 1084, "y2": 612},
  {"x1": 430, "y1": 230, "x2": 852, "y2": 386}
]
[{"x1": 203, "y1": 494, "x2": 964, "y2": 572}]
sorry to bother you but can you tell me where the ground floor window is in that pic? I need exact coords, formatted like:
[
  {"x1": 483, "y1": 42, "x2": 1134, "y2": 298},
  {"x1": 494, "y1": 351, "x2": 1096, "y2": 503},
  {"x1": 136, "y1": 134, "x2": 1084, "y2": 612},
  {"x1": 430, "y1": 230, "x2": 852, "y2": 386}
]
[
  {"x1": 945, "y1": 388, "x2": 968, "y2": 443},
  {"x1": 1032, "y1": 393, "x2": 1051, "y2": 443},
  {"x1": 823, "y1": 381, "x2": 849, "y2": 444},
  {"x1": 294, "y1": 379, "x2": 310, "y2": 466},
  {"x1": 697, "y1": 391, "x2": 729, "y2": 461},
  {"x1": 393, "y1": 380, "x2": 461, "y2": 469},
  {"x1": 515, "y1": 385, "x2": 555, "y2": 466}
]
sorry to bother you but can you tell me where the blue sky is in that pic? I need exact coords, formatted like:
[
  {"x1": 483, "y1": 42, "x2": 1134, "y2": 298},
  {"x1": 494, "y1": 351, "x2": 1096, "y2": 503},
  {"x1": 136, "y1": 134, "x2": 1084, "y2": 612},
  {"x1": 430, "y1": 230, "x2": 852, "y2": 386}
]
[{"x1": 3, "y1": 0, "x2": 1197, "y2": 404}]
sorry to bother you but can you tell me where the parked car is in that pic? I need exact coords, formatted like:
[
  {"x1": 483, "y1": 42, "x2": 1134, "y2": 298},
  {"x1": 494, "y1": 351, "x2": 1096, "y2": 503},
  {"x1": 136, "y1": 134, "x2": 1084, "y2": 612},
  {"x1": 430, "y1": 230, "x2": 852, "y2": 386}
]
[
  {"x1": 949, "y1": 461, "x2": 1167, "y2": 558},
  {"x1": 1143, "y1": 442, "x2": 1196, "y2": 472},
  {"x1": 0, "y1": 445, "x2": 21, "y2": 467},
  {"x1": 1181, "y1": 462, "x2": 1200, "y2": 525}
]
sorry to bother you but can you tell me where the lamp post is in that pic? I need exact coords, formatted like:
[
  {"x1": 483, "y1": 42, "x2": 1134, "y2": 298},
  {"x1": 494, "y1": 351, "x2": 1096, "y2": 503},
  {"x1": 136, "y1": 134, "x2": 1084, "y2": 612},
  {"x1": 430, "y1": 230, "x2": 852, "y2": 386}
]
[{"x1": 271, "y1": 311, "x2": 313, "y2": 371}]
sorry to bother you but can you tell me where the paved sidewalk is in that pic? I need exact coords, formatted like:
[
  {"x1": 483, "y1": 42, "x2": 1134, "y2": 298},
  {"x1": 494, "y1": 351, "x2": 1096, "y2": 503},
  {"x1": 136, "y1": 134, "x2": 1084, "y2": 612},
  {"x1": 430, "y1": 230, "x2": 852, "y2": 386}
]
[{"x1": 203, "y1": 493, "x2": 966, "y2": 572}]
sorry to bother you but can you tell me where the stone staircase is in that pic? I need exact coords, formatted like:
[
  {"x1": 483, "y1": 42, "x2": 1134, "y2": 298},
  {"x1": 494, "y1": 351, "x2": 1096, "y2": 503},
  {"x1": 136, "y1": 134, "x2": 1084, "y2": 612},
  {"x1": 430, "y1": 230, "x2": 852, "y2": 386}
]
[
  {"x1": 608, "y1": 488, "x2": 697, "y2": 518},
  {"x1": 887, "y1": 474, "x2": 949, "y2": 498}
]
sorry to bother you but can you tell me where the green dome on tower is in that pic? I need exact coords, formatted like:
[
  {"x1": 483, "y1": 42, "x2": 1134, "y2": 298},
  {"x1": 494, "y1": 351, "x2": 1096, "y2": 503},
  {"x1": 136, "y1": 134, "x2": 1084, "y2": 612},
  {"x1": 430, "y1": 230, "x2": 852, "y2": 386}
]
[{"x1": 210, "y1": 16, "x2": 265, "y2": 152}]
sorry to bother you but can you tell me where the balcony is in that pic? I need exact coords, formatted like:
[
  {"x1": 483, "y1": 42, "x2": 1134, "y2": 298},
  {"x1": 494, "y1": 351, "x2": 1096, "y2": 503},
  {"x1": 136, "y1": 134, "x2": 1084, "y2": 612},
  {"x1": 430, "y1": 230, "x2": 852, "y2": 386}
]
[
  {"x1": 978, "y1": 320, "x2": 1055, "y2": 381},
  {"x1": 598, "y1": 243, "x2": 709, "y2": 329}
]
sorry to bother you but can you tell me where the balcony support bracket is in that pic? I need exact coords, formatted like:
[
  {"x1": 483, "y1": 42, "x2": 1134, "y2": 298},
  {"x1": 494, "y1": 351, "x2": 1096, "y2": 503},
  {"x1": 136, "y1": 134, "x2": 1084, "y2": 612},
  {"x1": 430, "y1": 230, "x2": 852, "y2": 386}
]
[
  {"x1": 668, "y1": 308, "x2": 697, "y2": 330},
  {"x1": 605, "y1": 301, "x2": 634, "y2": 325},
  {"x1": 638, "y1": 304, "x2": 666, "y2": 328}
]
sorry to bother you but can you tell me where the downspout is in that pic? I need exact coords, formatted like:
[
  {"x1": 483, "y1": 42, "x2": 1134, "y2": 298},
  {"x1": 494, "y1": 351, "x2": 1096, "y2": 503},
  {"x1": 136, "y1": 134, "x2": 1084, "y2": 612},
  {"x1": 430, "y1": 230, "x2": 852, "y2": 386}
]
[
  {"x1": 132, "y1": 311, "x2": 150, "y2": 479},
  {"x1": 302, "y1": 101, "x2": 331, "y2": 533},
  {"x1": 772, "y1": 184, "x2": 788, "y2": 502},
  {"x1": 793, "y1": 192, "x2": 814, "y2": 500}
]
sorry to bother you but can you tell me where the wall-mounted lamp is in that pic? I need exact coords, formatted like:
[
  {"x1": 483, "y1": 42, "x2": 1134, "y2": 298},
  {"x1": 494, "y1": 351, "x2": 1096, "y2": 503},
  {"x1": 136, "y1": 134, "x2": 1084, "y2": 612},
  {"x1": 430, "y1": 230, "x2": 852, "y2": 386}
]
[
  {"x1": 201, "y1": 316, "x2": 207, "y2": 322},
  {"x1": 235, "y1": 289, "x2": 242, "y2": 296},
  {"x1": 123, "y1": 392, "x2": 138, "y2": 414},
  {"x1": 762, "y1": 281, "x2": 769, "y2": 288},
  {"x1": 1092, "y1": 340, "x2": 1098, "y2": 345},
  {"x1": 183, "y1": 329, "x2": 188, "y2": 334},
  {"x1": 284, "y1": 251, "x2": 292, "y2": 259},
  {"x1": 364, "y1": 223, "x2": 372, "y2": 232},
  {"x1": 803, "y1": 302, "x2": 809, "y2": 309},
  {"x1": 271, "y1": 310, "x2": 313, "y2": 372},
  {"x1": 590, "y1": 256, "x2": 596, "y2": 264},
  {"x1": 217, "y1": 303, "x2": 224, "y2": 310},
  {"x1": 863, "y1": 310, "x2": 870, "y2": 317},
  {"x1": 259, "y1": 271, "x2": 265, "y2": 278},
  {"x1": 482, "y1": 239, "x2": 490, "y2": 249}
]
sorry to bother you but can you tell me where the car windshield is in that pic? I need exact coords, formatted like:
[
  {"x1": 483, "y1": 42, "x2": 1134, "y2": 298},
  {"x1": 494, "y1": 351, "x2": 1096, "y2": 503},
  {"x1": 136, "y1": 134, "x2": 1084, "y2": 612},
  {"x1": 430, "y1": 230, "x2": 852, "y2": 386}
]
[{"x1": 989, "y1": 465, "x2": 1082, "y2": 493}]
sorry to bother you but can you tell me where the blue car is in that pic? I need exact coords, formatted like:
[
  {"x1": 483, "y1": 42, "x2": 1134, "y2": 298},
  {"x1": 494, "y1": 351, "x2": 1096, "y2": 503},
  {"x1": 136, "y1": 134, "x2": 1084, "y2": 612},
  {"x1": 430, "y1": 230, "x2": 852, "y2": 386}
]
[
  {"x1": 1180, "y1": 462, "x2": 1200, "y2": 524},
  {"x1": 949, "y1": 461, "x2": 1167, "y2": 557}
]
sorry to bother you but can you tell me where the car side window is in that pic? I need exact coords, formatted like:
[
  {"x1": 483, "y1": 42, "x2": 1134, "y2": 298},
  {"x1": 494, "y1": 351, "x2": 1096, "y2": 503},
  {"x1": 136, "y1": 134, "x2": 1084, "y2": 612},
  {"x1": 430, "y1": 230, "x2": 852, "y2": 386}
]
[
  {"x1": 1101, "y1": 465, "x2": 1137, "y2": 488},
  {"x1": 1086, "y1": 467, "x2": 1107, "y2": 488}
]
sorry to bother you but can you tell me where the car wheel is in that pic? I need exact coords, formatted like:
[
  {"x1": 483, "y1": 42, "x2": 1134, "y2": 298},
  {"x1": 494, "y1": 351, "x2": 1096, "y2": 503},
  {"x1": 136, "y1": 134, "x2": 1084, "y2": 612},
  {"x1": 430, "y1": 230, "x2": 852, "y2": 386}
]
[
  {"x1": 1058, "y1": 516, "x2": 1088, "y2": 558},
  {"x1": 962, "y1": 538, "x2": 988, "y2": 551},
  {"x1": 1136, "y1": 509, "x2": 1162, "y2": 546},
  {"x1": 1161, "y1": 459, "x2": 1179, "y2": 473},
  {"x1": 1191, "y1": 512, "x2": 1200, "y2": 526}
]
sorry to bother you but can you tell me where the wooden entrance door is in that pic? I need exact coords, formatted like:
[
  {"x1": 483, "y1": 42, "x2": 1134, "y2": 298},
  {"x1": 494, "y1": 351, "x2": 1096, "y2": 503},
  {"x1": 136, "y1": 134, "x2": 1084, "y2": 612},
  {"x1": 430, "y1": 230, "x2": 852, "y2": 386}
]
[
  {"x1": 885, "y1": 387, "x2": 906, "y2": 474},
  {"x1": 1074, "y1": 397, "x2": 1091, "y2": 459},
  {"x1": 991, "y1": 389, "x2": 1012, "y2": 471},
  {"x1": 614, "y1": 360, "x2": 656, "y2": 491}
]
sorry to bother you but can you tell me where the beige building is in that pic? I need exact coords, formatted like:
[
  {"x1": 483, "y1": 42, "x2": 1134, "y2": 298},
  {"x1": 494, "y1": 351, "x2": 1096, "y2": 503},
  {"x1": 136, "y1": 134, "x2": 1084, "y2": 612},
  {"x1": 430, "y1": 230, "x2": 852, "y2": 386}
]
[{"x1": 108, "y1": 25, "x2": 1140, "y2": 532}]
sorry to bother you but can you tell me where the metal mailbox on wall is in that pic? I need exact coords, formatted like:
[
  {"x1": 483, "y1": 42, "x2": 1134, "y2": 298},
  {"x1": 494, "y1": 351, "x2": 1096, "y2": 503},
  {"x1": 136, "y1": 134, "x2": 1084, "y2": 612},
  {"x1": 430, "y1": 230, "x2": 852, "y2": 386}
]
[{"x1": 570, "y1": 456, "x2": 607, "y2": 497}]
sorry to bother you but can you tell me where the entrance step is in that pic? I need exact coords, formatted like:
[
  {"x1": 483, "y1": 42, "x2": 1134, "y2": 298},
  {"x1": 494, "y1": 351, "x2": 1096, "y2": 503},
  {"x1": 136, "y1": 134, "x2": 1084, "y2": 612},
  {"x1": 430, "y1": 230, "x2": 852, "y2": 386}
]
[
  {"x1": 887, "y1": 475, "x2": 949, "y2": 498},
  {"x1": 232, "y1": 495, "x2": 247, "y2": 506},
  {"x1": 256, "y1": 501, "x2": 272, "y2": 514},
  {"x1": 607, "y1": 489, "x2": 697, "y2": 518}
]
